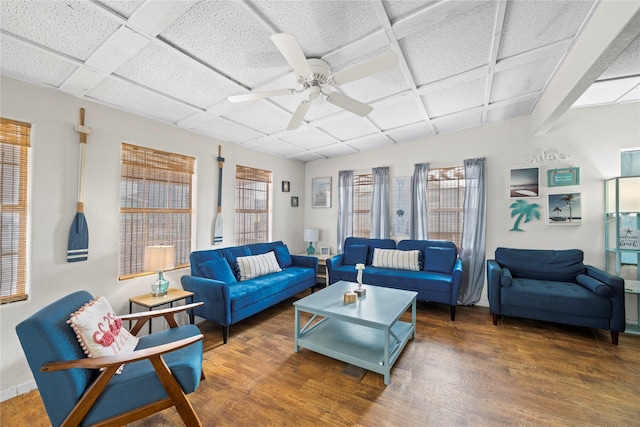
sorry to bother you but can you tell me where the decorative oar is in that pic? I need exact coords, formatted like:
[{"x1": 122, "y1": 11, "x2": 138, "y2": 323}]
[
  {"x1": 67, "y1": 108, "x2": 92, "y2": 262},
  {"x1": 213, "y1": 145, "x2": 224, "y2": 245}
]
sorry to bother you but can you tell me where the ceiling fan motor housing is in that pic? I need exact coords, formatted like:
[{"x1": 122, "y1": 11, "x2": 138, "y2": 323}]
[{"x1": 297, "y1": 58, "x2": 331, "y2": 87}]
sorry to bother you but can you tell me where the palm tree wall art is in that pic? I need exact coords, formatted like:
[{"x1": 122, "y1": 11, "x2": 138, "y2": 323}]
[{"x1": 509, "y1": 199, "x2": 541, "y2": 231}]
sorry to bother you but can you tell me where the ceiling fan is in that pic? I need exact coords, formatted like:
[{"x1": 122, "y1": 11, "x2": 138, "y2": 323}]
[{"x1": 228, "y1": 33, "x2": 399, "y2": 130}]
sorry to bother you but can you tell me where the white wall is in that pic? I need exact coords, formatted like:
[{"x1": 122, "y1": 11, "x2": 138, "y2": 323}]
[
  {"x1": 0, "y1": 76, "x2": 306, "y2": 401},
  {"x1": 304, "y1": 102, "x2": 640, "y2": 307}
]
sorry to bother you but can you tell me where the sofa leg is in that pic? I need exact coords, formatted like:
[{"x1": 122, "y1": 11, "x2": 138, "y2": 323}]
[
  {"x1": 223, "y1": 326, "x2": 229, "y2": 344},
  {"x1": 450, "y1": 306, "x2": 456, "y2": 321},
  {"x1": 611, "y1": 331, "x2": 619, "y2": 346},
  {"x1": 492, "y1": 313, "x2": 498, "y2": 325}
]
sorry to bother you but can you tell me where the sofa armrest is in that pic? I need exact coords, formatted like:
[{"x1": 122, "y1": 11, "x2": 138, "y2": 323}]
[
  {"x1": 291, "y1": 255, "x2": 318, "y2": 272},
  {"x1": 180, "y1": 275, "x2": 231, "y2": 326},
  {"x1": 585, "y1": 265, "x2": 626, "y2": 332},
  {"x1": 450, "y1": 258, "x2": 463, "y2": 305},
  {"x1": 326, "y1": 254, "x2": 344, "y2": 285},
  {"x1": 486, "y1": 260, "x2": 502, "y2": 314}
]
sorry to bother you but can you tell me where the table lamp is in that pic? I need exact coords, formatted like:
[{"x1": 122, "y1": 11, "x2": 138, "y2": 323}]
[
  {"x1": 304, "y1": 228, "x2": 319, "y2": 255},
  {"x1": 144, "y1": 245, "x2": 176, "y2": 296}
]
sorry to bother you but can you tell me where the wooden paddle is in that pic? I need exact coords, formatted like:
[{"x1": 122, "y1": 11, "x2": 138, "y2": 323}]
[
  {"x1": 67, "y1": 108, "x2": 92, "y2": 262},
  {"x1": 213, "y1": 145, "x2": 224, "y2": 245}
]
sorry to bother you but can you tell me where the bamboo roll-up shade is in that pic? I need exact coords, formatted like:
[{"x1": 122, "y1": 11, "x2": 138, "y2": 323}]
[
  {"x1": 428, "y1": 166, "x2": 464, "y2": 249},
  {"x1": 353, "y1": 173, "x2": 372, "y2": 238},
  {"x1": 235, "y1": 165, "x2": 271, "y2": 246},
  {"x1": 1, "y1": 118, "x2": 31, "y2": 303}
]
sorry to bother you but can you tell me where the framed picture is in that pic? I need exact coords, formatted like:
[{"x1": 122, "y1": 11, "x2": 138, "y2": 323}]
[
  {"x1": 510, "y1": 167, "x2": 539, "y2": 198},
  {"x1": 320, "y1": 247, "x2": 330, "y2": 256},
  {"x1": 548, "y1": 167, "x2": 580, "y2": 187},
  {"x1": 281, "y1": 181, "x2": 290, "y2": 192},
  {"x1": 312, "y1": 177, "x2": 331, "y2": 208},
  {"x1": 290, "y1": 196, "x2": 298, "y2": 207},
  {"x1": 548, "y1": 192, "x2": 582, "y2": 225}
]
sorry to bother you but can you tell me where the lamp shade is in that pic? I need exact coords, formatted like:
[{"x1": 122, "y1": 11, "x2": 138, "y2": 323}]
[
  {"x1": 144, "y1": 246, "x2": 176, "y2": 272},
  {"x1": 304, "y1": 228, "x2": 319, "y2": 242}
]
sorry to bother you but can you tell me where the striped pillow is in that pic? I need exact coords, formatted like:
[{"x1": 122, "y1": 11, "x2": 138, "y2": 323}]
[
  {"x1": 372, "y1": 248, "x2": 421, "y2": 271},
  {"x1": 237, "y1": 251, "x2": 282, "y2": 281}
]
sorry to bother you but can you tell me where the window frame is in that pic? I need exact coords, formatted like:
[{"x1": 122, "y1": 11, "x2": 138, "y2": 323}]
[
  {"x1": 352, "y1": 172, "x2": 373, "y2": 238},
  {"x1": 427, "y1": 165, "x2": 465, "y2": 249},
  {"x1": 235, "y1": 165, "x2": 272, "y2": 246}
]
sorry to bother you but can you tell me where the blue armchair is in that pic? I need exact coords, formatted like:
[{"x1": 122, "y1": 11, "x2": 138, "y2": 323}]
[{"x1": 16, "y1": 291, "x2": 205, "y2": 426}]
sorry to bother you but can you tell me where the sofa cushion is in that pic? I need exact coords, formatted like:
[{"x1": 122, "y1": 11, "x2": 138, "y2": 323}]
[
  {"x1": 273, "y1": 245, "x2": 293, "y2": 268},
  {"x1": 344, "y1": 244, "x2": 368, "y2": 265},
  {"x1": 501, "y1": 267, "x2": 513, "y2": 287},
  {"x1": 200, "y1": 258, "x2": 237, "y2": 283},
  {"x1": 221, "y1": 246, "x2": 251, "y2": 280},
  {"x1": 237, "y1": 251, "x2": 282, "y2": 281},
  {"x1": 495, "y1": 248, "x2": 585, "y2": 282},
  {"x1": 424, "y1": 246, "x2": 456, "y2": 273},
  {"x1": 576, "y1": 274, "x2": 613, "y2": 297},
  {"x1": 372, "y1": 248, "x2": 420, "y2": 271}
]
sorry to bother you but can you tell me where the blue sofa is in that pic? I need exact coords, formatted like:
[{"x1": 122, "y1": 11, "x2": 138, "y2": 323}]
[
  {"x1": 487, "y1": 248, "x2": 625, "y2": 345},
  {"x1": 326, "y1": 237, "x2": 463, "y2": 320},
  {"x1": 181, "y1": 241, "x2": 317, "y2": 343}
]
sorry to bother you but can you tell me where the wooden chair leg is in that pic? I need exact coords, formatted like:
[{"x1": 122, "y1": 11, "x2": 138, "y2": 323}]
[
  {"x1": 150, "y1": 356, "x2": 202, "y2": 427},
  {"x1": 611, "y1": 331, "x2": 619, "y2": 345},
  {"x1": 492, "y1": 313, "x2": 498, "y2": 325}
]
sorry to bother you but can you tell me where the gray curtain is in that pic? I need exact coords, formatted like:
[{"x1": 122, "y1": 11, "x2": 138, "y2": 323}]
[
  {"x1": 337, "y1": 170, "x2": 353, "y2": 254},
  {"x1": 370, "y1": 166, "x2": 390, "y2": 239},
  {"x1": 410, "y1": 163, "x2": 430, "y2": 239},
  {"x1": 457, "y1": 158, "x2": 487, "y2": 305}
]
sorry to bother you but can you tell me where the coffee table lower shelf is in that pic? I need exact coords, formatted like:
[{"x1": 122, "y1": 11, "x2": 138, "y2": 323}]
[{"x1": 295, "y1": 317, "x2": 414, "y2": 384}]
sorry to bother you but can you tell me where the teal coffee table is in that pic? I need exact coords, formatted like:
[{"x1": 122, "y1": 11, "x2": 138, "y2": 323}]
[{"x1": 294, "y1": 280, "x2": 417, "y2": 385}]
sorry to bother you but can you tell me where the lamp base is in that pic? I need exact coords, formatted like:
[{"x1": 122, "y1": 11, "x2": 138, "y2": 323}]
[
  {"x1": 306, "y1": 242, "x2": 316, "y2": 255},
  {"x1": 151, "y1": 271, "x2": 169, "y2": 296}
]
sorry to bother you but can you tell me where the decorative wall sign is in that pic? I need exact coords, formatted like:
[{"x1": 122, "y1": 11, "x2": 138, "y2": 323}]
[
  {"x1": 548, "y1": 168, "x2": 580, "y2": 187},
  {"x1": 548, "y1": 193, "x2": 582, "y2": 225},
  {"x1": 509, "y1": 167, "x2": 539, "y2": 198},
  {"x1": 516, "y1": 149, "x2": 570, "y2": 164},
  {"x1": 312, "y1": 177, "x2": 331, "y2": 208},
  {"x1": 290, "y1": 196, "x2": 298, "y2": 207},
  {"x1": 509, "y1": 200, "x2": 541, "y2": 231},
  {"x1": 619, "y1": 227, "x2": 640, "y2": 249},
  {"x1": 390, "y1": 176, "x2": 411, "y2": 239},
  {"x1": 282, "y1": 181, "x2": 290, "y2": 192}
]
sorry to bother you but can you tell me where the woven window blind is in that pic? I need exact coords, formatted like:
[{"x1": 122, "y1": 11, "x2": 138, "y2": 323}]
[
  {"x1": 353, "y1": 173, "x2": 372, "y2": 238},
  {"x1": 235, "y1": 165, "x2": 271, "y2": 246},
  {"x1": 119, "y1": 143, "x2": 194, "y2": 280},
  {"x1": 1, "y1": 118, "x2": 31, "y2": 304},
  {"x1": 428, "y1": 166, "x2": 465, "y2": 249}
]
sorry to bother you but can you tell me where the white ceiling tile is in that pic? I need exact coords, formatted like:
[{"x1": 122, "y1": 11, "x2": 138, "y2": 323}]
[
  {"x1": 194, "y1": 117, "x2": 265, "y2": 143},
  {"x1": 246, "y1": 138, "x2": 302, "y2": 158},
  {"x1": 339, "y1": 67, "x2": 410, "y2": 104},
  {"x1": 573, "y1": 77, "x2": 640, "y2": 107},
  {"x1": 280, "y1": 128, "x2": 337, "y2": 149},
  {"x1": 422, "y1": 76, "x2": 486, "y2": 118},
  {"x1": 487, "y1": 96, "x2": 536, "y2": 122},
  {"x1": 382, "y1": 0, "x2": 439, "y2": 23},
  {"x1": 222, "y1": 101, "x2": 292, "y2": 134},
  {"x1": 385, "y1": 122, "x2": 435, "y2": 142},
  {"x1": 432, "y1": 109, "x2": 483, "y2": 134},
  {"x1": 318, "y1": 116, "x2": 381, "y2": 140},
  {"x1": 115, "y1": 42, "x2": 237, "y2": 108},
  {"x1": 0, "y1": 36, "x2": 77, "y2": 87},
  {"x1": 368, "y1": 97, "x2": 425, "y2": 130},
  {"x1": 94, "y1": 0, "x2": 144, "y2": 19},
  {"x1": 498, "y1": 0, "x2": 595, "y2": 59},
  {"x1": 313, "y1": 143, "x2": 358, "y2": 158},
  {"x1": 617, "y1": 85, "x2": 640, "y2": 104},
  {"x1": 247, "y1": 0, "x2": 382, "y2": 57},
  {"x1": 598, "y1": 34, "x2": 640, "y2": 81},
  {"x1": 0, "y1": 1, "x2": 120, "y2": 61},
  {"x1": 346, "y1": 134, "x2": 392, "y2": 151},
  {"x1": 491, "y1": 55, "x2": 562, "y2": 103},
  {"x1": 88, "y1": 77, "x2": 196, "y2": 123},
  {"x1": 160, "y1": 1, "x2": 289, "y2": 88},
  {"x1": 401, "y1": 1, "x2": 497, "y2": 86}
]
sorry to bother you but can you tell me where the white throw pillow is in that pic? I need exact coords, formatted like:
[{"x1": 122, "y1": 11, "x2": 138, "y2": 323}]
[
  {"x1": 237, "y1": 251, "x2": 282, "y2": 281},
  {"x1": 67, "y1": 296, "x2": 139, "y2": 373},
  {"x1": 372, "y1": 248, "x2": 421, "y2": 271}
]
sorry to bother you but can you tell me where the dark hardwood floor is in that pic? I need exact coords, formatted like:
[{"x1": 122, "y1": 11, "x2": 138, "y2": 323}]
[{"x1": 3, "y1": 290, "x2": 640, "y2": 426}]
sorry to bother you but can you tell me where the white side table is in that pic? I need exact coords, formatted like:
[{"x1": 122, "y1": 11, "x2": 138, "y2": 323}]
[{"x1": 298, "y1": 253, "x2": 332, "y2": 286}]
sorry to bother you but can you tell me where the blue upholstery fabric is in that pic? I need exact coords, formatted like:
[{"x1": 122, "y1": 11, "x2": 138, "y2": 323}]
[
  {"x1": 15, "y1": 291, "x2": 202, "y2": 427},
  {"x1": 200, "y1": 258, "x2": 237, "y2": 283},
  {"x1": 273, "y1": 244, "x2": 293, "y2": 268},
  {"x1": 221, "y1": 246, "x2": 251, "y2": 280},
  {"x1": 487, "y1": 248, "x2": 626, "y2": 339},
  {"x1": 182, "y1": 242, "x2": 318, "y2": 337},
  {"x1": 424, "y1": 246, "x2": 456, "y2": 273},
  {"x1": 343, "y1": 244, "x2": 368, "y2": 265},
  {"x1": 343, "y1": 237, "x2": 396, "y2": 265}
]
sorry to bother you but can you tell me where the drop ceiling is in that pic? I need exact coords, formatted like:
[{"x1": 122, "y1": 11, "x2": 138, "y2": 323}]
[{"x1": 1, "y1": 0, "x2": 639, "y2": 162}]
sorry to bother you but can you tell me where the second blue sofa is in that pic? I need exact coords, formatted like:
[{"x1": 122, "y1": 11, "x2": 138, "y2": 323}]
[{"x1": 326, "y1": 237, "x2": 463, "y2": 320}]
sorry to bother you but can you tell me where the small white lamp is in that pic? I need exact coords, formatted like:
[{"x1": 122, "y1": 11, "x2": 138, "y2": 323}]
[
  {"x1": 144, "y1": 245, "x2": 176, "y2": 296},
  {"x1": 304, "y1": 228, "x2": 319, "y2": 255}
]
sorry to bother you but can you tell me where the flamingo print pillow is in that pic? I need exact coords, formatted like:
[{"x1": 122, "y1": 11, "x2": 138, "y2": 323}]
[{"x1": 67, "y1": 296, "x2": 138, "y2": 372}]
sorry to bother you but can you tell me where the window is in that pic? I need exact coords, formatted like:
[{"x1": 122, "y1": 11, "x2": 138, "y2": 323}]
[
  {"x1": 428, "y1": 165, "x2": 464, "y2": 249},
  {"x1": 119, "y1": 143, "x2": 194, "y2": 280},
  {"x1": 235, "y1": 165, "x2": 272, "y2": 245},
  {"x1": 353, "y1": 172, "x2": 372, "y2": 238},
  {"x1": 1, "y1": 118, "x2": 31, "y2": 303}
]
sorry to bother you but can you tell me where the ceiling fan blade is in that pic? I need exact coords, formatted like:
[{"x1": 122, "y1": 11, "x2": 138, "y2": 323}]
[
  {"x1": 287, "y1": 101, "x2": 311, "y2": 130},
  {"x1": 331, "y1": 51, "x2": 399, "y2": 86},
  {"x1": 326, "y1": 93, "x2": 373, "y2": 117},
  {"x1": 271, "y1": 33, "x2": 313, "y2": 79},
  {"x1": 228, "y1": 88, "x2": 295, "y2": 103}
]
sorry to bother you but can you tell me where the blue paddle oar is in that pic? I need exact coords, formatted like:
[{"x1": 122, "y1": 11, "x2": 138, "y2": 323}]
[
  {"x1": 213, "y1": 145, "x2": 224, "y2": 245},
  {"x1": 67, "y1": 108, "x2": 91, "y2": 262}
]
